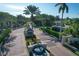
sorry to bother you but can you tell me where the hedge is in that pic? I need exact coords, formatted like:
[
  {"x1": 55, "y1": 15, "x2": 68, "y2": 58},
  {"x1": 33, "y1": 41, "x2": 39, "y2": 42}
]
[
  {"x1": 0, "y1": 28, "x2": 11, "y2": 44},
  {"x1": 41, "y1": 27, "x2": 59, "y2": 38}
]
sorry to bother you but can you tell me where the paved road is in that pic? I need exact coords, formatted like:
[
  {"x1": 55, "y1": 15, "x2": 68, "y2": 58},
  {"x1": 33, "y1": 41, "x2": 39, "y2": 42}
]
[
  {"x1": 4, "y1": 28, "x2": 29, "y2": 56},
  {"x1": 34, "y1": 28, "x2": 75, "y2": 56}
]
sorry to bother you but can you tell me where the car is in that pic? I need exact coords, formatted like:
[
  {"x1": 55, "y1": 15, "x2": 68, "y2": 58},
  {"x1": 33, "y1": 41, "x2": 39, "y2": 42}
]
[
  {"x1": 28, "y1": 43, "x2": 50, "y2": 56},
  {"x1": 24, "y1": 27, "x2": 34, "y2": 38}
]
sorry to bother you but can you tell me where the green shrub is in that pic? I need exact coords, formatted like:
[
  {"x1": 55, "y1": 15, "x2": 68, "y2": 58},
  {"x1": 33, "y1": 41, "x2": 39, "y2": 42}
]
[
  {"x1": 41, "y1": 27, "x2": 59, "y2": 38},
  {"x1": 0, "y1": 28, "x2": 11, "y2": 44},
  {"x1": 75, "y1": 51, "x2": 79, "y2": 56}
]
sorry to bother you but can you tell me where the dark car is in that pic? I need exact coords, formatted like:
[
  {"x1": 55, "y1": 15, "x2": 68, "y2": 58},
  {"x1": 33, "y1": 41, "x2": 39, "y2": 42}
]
[
  {"x1": 28, "y1": 44, "x2": 49, "y2": 56},
  {"x1": 24, "y1": 28, "x2": 34, "y2": 38}
]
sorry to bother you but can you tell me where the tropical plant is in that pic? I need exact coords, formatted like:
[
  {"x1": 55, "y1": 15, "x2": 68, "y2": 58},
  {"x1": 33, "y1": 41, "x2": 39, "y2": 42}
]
[
  {"x1": 55, "y1": 3, "x2": 69, "y2": 40},
  {"x1": 55, "y1": 3, "x2": 68, "y2": 20},
  {"x1": 23, "y1": 5, "x2": 40, "y2": 22}
]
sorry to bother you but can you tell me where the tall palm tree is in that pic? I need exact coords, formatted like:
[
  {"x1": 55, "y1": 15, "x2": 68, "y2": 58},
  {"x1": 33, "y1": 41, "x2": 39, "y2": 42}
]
[
  {"x1": 23, "y1": 5, "x2": 40, "y2": 22},
  {"x1": 55, "y1": 3, "x2": 69, "y2": 41}
]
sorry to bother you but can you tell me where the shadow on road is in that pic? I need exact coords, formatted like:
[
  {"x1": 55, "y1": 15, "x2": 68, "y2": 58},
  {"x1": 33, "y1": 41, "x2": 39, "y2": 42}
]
[{"x1": 0, "y1": 36, "x2": 17, "y2": 56}]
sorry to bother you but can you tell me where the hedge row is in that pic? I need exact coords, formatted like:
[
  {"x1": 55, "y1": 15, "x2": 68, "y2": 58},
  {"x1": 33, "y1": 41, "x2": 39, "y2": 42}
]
[
  {"x1": 41, "y1": 27, "x2": 59, "y2": 38},
  {"x1": 0, "y1": 28, "x2": 11, "y2": 44}
]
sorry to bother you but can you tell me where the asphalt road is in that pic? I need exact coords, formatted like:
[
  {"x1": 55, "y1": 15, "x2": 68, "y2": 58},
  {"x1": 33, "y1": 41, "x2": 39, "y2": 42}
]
[
  {"x1": 34, "y1": 28, "x2": 75, "y2": 56},
  {"x1": 5, "y1": 28, "x2": 29, "y2": 56}
]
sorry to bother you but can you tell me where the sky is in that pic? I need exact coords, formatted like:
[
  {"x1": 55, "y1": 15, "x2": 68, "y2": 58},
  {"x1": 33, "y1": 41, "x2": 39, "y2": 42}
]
[{"x1": 0, "y1": 3, "x2": 79, "y2": 18}]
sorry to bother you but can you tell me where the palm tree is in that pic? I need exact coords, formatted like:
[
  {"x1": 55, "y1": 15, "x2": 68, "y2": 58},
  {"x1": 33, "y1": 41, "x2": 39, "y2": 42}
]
[
  {"x1": 55, "y1": 3, "x2": 69, "y2": 41},
  {"x1": 23, "y1": 5, "x2": 40, "y2": 22}
]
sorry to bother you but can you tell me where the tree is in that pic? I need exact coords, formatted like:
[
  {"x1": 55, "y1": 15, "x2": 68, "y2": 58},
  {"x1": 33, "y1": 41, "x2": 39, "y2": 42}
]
[
  {"x1": 34, "y1": 14, "x2": 55, "y2": 27},
  {"x1": 17, "y1": 15, "x2": 26, "y2": 27},
  {"x1": 0, "y1": 12, "x2": 17, "y2": 29},
  {"x1": 23, "y1": 5, "x2": 40, "y2": 22},
  {"x1": 55, "y1": 3, "x2": 69, "y2": 41},
  {"x1": 71, "y1": 19, "x2": 79, "y2": 37}
]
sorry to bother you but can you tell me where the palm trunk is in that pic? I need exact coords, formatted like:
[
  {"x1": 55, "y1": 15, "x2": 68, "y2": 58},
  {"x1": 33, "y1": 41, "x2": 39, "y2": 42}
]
[
  {"x1": 31, "y1": 14, "x2": 33, "y2": 28},
  {"x1": 31, "y1": 14, "x2": 33, "y2": 21},
  {"x1": 59, "y1": 11, "x2": 63, "y2": 41}
]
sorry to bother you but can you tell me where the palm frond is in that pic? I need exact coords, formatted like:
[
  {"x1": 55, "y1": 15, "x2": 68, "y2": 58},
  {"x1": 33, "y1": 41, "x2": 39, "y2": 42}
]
[
  {"x1": 23, "y1": 9, "x2": 30, "y2": 15},
  {"x1": 65, "y1": 4, "x2": 69, "y2": 13},
  {"x1": 55, "y1": 3, "x2": 60, "y2": 7},
  {"x1": 27, "y1": 5, "x2": 38, "y2": 14},
  {"x1": 59, "y1": 6, "x2": 62, "y2": 13}
]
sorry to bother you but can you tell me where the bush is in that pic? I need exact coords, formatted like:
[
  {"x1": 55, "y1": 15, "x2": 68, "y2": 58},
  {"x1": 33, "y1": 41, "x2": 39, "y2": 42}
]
[
  {"x1": 41, "y1": 27, "x2": 59, "y2": 38},
  {"x1": 75, "y1": 51, "x2": 79, "y2": 55},
  {"x1": 0, "y1": 28, "x2": 11, "y2": 44}
]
